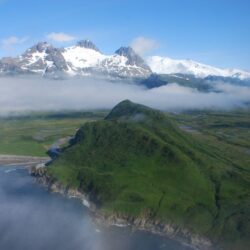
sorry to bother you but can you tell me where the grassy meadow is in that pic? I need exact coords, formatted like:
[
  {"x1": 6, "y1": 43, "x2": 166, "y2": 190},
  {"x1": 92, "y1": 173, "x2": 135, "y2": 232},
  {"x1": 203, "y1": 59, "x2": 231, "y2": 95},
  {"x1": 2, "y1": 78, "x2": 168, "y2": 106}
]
[{"x1": 0, "y1": 111, "x2": 107, "y2": 156}]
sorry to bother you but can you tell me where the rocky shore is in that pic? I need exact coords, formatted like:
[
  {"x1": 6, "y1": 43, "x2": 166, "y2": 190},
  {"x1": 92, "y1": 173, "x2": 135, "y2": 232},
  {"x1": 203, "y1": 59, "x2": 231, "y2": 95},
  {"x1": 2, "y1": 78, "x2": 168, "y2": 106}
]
[{"x1": 29, "y1": 165, "x2": 213, "y2": 250}]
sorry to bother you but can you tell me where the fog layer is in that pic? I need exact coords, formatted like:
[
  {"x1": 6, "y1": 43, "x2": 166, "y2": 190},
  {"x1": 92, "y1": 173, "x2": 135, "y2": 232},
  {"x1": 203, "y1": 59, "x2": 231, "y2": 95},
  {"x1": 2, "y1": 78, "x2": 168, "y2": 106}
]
[{"x1": 0, "y1": 77, "x2": 249, "y2": 115}]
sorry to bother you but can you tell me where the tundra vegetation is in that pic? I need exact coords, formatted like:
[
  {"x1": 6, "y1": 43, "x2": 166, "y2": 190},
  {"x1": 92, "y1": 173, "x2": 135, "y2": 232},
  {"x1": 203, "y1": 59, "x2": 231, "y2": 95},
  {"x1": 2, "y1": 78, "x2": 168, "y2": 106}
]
[{"x1": 46, "y1": 101, "x2": 250, "y2": 250}]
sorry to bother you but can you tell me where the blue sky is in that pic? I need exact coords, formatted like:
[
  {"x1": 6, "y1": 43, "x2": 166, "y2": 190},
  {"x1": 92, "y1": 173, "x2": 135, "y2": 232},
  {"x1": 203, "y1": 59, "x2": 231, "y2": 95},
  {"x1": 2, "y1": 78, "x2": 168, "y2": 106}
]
[{"x1": 0, "y1": 0, "x2": 250, "y2": 70}]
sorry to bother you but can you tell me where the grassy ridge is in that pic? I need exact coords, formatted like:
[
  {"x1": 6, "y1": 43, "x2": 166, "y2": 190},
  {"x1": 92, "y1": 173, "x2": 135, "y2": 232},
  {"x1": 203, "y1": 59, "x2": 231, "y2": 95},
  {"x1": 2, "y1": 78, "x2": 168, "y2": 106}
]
[{"x1": 48, "y1": 101, "x2": 250, "y2": 249}]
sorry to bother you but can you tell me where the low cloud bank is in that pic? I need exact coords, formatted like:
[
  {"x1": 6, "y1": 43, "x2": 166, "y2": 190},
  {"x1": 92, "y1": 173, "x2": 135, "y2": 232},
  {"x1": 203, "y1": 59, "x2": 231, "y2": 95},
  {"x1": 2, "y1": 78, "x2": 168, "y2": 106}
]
[{"x1": 0, "y1": 76, "x2": 249, "y2": 115}]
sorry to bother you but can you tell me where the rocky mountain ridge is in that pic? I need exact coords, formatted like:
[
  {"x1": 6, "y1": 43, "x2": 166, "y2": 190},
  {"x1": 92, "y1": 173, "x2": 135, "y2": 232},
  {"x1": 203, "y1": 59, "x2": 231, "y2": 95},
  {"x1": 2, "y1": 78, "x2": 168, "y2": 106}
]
[
  {"x1": 1, "y1": 39, "x2": 250, "y2": 81},
  {"x1": 0, "y1": 40, "x2": 152, "y2": 78},
  {"x1": 147, "y1": 56, "x2": 250, "y2": 80}
]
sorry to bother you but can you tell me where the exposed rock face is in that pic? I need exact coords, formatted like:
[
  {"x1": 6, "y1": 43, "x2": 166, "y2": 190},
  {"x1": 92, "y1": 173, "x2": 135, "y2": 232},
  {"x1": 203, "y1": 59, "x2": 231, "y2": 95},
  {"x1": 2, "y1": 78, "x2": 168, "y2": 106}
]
[
  {"x1": 29, "y1": 166, "x2": 96, "y2": 210},
  {"x1": 44, "y1": 47, "x2": 69, "y2": 76},
  {"x1": 30, "y1": 165, "x2": 213, "y2": 250},
  {"x1": 20, "y1": 42, "x2": 51, "y2": 72},
  {"x1": 115, "y1": 46, "x2": 151, "y2": 71},
  {"x1": 0, "y1": 41, "x2": 151, "y2": 78},
  {"x1": 1, "y1": 40, "x2": 250, "y2": 81},
  {"x1": 0, "y1": 57, "x2": 23, "y2": 75},
  {"x1": 95, "y1": 213, "x2": 212, "y2": 250},
  {"x1": 76, "y1": 39, "x2": 100, "y2": 52},
  {"x1": 96, "y1": 46, "x2": 152, "y2": 78},
  {"x1": 22, "y1": 42, "x2": 69, "y2": 76},
  {"x1": 25, "y1": 42, "x2": 51, "y2": 54},
  {"x1": 0, "y1": 42, "x2": 69, "y2": 78}
]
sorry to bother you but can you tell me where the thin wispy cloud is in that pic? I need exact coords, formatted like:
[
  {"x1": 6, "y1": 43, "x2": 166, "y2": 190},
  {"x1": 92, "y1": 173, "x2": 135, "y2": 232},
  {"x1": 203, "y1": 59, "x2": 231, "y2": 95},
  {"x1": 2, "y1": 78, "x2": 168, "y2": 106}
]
[
  {"x1": 46, "y1": 32, "x2": 76, "y2": 42},
  {"x1": 1, "y1": 36, "x2": 29, "y2": 49},
  {"x1": 131, "y1": 37, "x2": 159, "y2": 56}
]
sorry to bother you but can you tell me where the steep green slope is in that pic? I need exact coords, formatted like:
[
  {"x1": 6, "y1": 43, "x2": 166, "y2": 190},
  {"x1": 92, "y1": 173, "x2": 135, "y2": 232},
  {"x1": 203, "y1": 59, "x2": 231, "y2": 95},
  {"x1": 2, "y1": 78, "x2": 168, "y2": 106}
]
[{"x1": 48, "y1": 100, "x2": 250, "y2": 249}]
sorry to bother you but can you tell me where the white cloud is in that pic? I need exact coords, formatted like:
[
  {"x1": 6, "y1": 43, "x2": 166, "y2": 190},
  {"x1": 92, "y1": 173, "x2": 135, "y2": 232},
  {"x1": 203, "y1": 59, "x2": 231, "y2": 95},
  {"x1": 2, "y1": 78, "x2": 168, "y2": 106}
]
[
  {"x1": 1, "y1": 36, "x2": 29, "y2": 49},
  {"x1": 131, "y1": 37, "x2": 159, "y2": 56},
  {"x1": 0, "y1": 77, "x2": 249, "y2": 115},
  {"x1": 47, "y1": 32, "x2": 76, "y2": 42}
]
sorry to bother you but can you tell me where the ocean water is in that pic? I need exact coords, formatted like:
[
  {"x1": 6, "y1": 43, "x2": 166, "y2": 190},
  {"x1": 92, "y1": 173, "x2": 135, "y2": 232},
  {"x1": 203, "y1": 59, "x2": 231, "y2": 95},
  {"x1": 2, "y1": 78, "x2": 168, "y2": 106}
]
[{"x1": 0, "y1": 166, "x2": 193, "y2": 250}]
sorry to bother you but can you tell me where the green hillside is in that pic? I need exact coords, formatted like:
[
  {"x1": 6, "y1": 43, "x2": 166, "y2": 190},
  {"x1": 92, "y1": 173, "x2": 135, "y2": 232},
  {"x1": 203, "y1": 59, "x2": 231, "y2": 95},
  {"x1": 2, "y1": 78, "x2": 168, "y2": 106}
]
[{"x1": 48, "y1": 100, "x2": 250, "y2": 249}]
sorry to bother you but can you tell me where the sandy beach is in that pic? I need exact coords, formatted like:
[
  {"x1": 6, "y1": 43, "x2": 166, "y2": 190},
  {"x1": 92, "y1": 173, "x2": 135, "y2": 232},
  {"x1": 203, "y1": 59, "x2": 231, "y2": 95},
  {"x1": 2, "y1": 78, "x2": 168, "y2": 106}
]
[{"x1": 0, "y1": 154, "x2": 50, "y2": 166}]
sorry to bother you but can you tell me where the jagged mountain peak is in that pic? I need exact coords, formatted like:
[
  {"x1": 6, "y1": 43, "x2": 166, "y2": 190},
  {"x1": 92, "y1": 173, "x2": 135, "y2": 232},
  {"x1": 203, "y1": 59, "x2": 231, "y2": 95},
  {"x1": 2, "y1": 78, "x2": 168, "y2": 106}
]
[
  {"x1": 115, "y1": 46, "x2": 135, "y2": 56},
  {"x1": 2, "y1": 41, "x2": 249, "y2": 80},
  {"x1": 76, "y1": 39, "x2": 100, "y2": 52},
  {"x1": 115, "y1": 46, "x2": 151, "y2": 71},
  {"x1": 15, "y1": 41, "x2": 69, "y2": 77},
  {"x1": 25, "y1": 42, "x2": 52, "y2": 54}
]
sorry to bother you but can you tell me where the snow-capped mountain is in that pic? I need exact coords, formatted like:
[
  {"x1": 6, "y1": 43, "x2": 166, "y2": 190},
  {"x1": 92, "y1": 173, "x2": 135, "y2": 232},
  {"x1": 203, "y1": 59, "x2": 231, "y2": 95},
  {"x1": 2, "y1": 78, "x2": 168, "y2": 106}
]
[
  {"x1": 147, "y1": 56, "x2": 250, "y2": 80},
  {"x1": 61, "y1": 40, "x2": 106, "y2": 75},
  {"x1": 0, "y1": 40, "x2": 152, "y2": 78},
  {"x1": 1, "y1": 40, "x2": 249, "y2": 81},
  {"x1": 0, "y1": 42, "x2": 69, "y2": 76},
  {"x1": 21, "y1": 42, "x2": 69, "y2": 74}
]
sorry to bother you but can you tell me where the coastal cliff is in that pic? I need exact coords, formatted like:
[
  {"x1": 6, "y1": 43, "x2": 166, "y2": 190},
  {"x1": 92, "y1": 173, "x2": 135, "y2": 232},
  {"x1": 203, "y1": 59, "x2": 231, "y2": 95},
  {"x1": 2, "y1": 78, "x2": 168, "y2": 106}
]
[
  {"x1": 29, "y1": 101, "x2": 250, "y2": 250},
  {"x1": 30, "y1": 165, "x2": 212, "y2": 250}
]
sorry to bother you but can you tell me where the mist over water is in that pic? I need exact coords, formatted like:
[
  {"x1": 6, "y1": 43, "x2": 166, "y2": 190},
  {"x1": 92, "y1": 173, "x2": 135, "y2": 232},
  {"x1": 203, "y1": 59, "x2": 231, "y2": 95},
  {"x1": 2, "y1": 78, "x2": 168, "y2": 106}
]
[
  {"x1": 0, "y1": 166, "x2": 192, "y2": 250},
  {"x1": 0, "y1": 167, "x2": 101, "y2": 250},
  {"x1": 0, "y1": 76, "x2": 249, "y2": 116}
]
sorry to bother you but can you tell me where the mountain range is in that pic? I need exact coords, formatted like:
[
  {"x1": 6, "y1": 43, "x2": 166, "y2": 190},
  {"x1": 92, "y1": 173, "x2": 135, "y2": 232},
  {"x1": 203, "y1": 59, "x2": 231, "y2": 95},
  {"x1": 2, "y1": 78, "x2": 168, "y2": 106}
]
[
  {"x1": 0, "y1": 39, "x2": 250, "y2": 82},
  {"x1": 0, "y1": 40, "x2": 151, "y2": 78},
  {"x1": 147, "y1": 56, "x2": 250, "y2": 80}
]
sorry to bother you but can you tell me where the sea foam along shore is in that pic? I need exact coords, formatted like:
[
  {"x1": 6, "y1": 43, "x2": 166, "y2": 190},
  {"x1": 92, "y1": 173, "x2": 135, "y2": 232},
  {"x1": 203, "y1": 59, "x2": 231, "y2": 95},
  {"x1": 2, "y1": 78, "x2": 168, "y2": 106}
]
[{"x1": 29, "y1": 164, "x2": 213, "y2": 250}]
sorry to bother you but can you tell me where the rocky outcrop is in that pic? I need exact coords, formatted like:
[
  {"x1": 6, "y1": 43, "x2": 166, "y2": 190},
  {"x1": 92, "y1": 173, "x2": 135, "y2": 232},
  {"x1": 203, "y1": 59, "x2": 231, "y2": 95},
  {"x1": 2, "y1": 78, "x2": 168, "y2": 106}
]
[
  {"x1": 29, "y1": 165, "x2": 95, "y2": 209},
  {"x1": 44, "y1": 47, "x2": 69, "y2": 73},
  {"x1": 76, "y1": 40, "x2": 100, "y2": 52},
  {"x1": 94, "y1": 213, "x2": 212, "y2": 250},
  {"x1": 0, "y1": 41, "x2": 151, "y2": 78},
  {"x1": 0, "y1": 57, "x2": 24, "y2": 75},
  {"x1": 30, "y1": 165, "x2": 213, "y2": 250},
  {"x1": 115, "y1": 46, "x2": 151, "y2": 72}
]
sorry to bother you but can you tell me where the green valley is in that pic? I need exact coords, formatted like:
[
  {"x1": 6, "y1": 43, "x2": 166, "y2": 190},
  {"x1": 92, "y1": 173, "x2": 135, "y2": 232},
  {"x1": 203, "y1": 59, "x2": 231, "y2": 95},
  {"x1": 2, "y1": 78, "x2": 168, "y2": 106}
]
[{"x1": 0, "y1": 111, "x2": 106, "y2": 156}]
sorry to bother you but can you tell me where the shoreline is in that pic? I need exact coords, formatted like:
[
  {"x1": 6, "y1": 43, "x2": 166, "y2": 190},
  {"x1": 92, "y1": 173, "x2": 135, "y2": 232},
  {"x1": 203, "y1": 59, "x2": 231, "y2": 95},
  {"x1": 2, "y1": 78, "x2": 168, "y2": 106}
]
[
  {"x1": 29, "y1": 165, "x2": 213, "y2": 250},
  {"x1": 0, "y1": 154, "x2": 50, "y2": 166}
]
